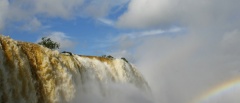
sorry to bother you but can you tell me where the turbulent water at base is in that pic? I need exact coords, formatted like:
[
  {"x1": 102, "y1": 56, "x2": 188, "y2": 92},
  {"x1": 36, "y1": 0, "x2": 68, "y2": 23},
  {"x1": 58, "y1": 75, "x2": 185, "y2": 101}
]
[{"x1": 0, "y1": 35, "x2": 150, "y2": 103}]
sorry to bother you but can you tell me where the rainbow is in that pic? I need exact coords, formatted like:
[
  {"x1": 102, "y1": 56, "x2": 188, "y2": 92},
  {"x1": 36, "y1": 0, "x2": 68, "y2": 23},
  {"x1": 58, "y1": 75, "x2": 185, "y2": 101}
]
[{"x1": 192, "y1": 77, "x2": 240, "y2": 103}]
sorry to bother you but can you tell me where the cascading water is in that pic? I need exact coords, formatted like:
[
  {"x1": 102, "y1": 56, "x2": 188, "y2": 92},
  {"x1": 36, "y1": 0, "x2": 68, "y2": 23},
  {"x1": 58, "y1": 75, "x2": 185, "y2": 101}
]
[{"x1": 0, "y1": 35, "x2": 150, "y2": 103}]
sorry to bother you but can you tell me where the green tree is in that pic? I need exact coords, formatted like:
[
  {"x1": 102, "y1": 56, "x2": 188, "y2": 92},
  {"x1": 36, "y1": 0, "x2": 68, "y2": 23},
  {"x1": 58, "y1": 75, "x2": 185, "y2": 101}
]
[{"x1": 38, "y1": 37, "x2": 60, "y2": 50}]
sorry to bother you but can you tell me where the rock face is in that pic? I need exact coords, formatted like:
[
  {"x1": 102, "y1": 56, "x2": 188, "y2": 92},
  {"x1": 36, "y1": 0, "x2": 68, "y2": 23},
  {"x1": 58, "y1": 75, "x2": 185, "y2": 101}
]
[{"x1": 0, "y1": 35, "x2": 149, "y2": 103}]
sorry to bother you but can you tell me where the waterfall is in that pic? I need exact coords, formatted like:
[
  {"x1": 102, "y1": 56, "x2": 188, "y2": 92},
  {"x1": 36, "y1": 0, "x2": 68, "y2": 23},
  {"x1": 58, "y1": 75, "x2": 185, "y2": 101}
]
[{"x1": 0, "y1": 35, "x2": 150, "y2": 103}]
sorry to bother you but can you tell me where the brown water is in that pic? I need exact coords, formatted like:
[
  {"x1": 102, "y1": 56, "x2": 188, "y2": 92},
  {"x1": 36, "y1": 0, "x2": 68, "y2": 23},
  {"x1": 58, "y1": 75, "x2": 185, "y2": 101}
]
[{"x1": 0, "y1": 35, "x2": 149, "y2": 103}]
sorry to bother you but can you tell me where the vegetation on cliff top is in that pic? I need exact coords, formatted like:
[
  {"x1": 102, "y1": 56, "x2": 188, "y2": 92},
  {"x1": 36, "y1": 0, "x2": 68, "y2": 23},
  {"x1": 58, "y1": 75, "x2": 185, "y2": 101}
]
[{"x1": 38, "y1": 37, "x2": 60, "y2": 50}]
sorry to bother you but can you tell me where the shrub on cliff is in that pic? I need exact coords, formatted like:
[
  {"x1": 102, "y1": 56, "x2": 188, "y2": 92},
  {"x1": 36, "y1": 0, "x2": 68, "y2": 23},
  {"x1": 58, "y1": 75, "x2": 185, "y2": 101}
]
[{"x1": 38, "y1": 37, "x2": 60, "y2": 50}]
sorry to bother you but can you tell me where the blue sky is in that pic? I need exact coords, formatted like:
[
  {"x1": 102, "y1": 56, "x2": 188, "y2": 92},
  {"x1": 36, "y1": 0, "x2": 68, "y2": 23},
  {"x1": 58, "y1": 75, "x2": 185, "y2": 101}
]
[
  {"x1": 0, "y1": 1, "x2": 128, "y2": 55},
  {"x1": 0, "y1": 0, "x2": 184, "y2": 56},
  {"x1": 1, "y1": 0, "x2": 240, "y2": 103}
]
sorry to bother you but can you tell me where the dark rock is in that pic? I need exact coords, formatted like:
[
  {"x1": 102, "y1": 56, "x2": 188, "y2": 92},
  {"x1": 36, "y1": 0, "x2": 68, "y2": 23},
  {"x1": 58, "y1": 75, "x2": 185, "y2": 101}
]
[{"x1": 61, "y1": 51, "x2": 73, "y2": 56}]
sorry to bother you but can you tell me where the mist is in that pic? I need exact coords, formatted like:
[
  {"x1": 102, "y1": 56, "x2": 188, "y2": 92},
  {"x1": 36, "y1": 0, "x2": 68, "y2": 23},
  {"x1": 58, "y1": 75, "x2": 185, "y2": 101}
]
[
  {"x1": 70, "y1": 82, "x2": 153, "y2": 103},
  {"x1": 114, "y1": 0, "x2": 240, "y2": 103},
  {"x1": 131, "y1": 30, "x2": 239, "y2": 103}
]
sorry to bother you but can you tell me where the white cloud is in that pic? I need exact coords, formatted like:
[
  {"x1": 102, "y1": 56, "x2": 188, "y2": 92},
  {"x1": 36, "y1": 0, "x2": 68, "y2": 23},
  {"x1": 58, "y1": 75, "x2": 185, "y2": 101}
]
[
  {"x1": 35, "y1": 0, "x2": 84, "y2": 18},
  {"x1": 21, "y1": 18, "x2": 42, "y2": 31},
  {"x1": 117, "y1": 0, "x2": 176, "y2": 28},
  {"x1": 139, "y1": 30, "x2": 164, "y2": 36},
  {"x1": 169, "y1": 27, "x2": 182, "y2": 33},
  {"x1": 97, "y1": 18, "x2": 115, "y2": 26},
  {"x1": 37, "y1": 32, "x2": 76, "y2": 52},
  {"x1": 82, "y1": 0, "x2": 129, "y2": 18},
  {"x1": 119, "y1": 27, "x2": 182, "y2": 39},
  {"x1": 106, "y1": 27, "x2": 183, "y2": 63},
  {"x1": 0, "y1": 0, "x2": 129, "y2": 31},
  {"x1": 83, "y1": 0, "x2": 111, "y2": 18},
  {"x1": 221, "y1": 30, "x2": 240, "y2": 55},
  {"x1": 117, "y1": 0, "x2": 240, "y2": 29},
  {"x1": 0, "y1": 0, "x2": 9, "y2": 30}
]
